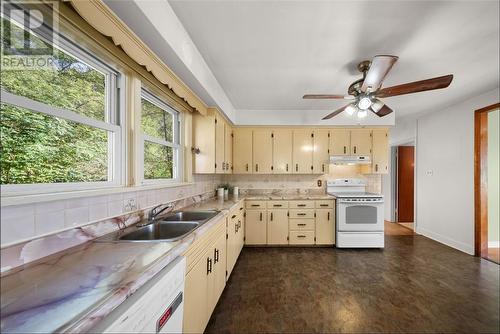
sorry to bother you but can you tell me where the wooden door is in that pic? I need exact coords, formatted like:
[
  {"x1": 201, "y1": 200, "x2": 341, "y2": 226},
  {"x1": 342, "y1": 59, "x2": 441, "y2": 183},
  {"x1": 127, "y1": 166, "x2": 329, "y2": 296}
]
[
  {"x1": 372, "y1": 129, "x2": 389, "y2": 174},
  {"x1": 224, "y1": 122, "x2": 233, "y2": 173},
  {"x1": 315, "y1": 209, "x2": 335, "y2": 245},
  {"x1": 273, "y1": 129, "x2": 293, "y2": 174},
  {"x1": 215, "y1": 115, "x2": 225, "y2": 174},
  {"x1": 350, "y1": 129, "x2": 372, "y2": 155},
  {"x1": 233, "y1": 128, "x2": 253, "y2": 174},
  {"x1": 245, "y1": 210, "x2": 267, "y2": 244},
  {"x1": 397, "y1": 146, "x2": 415, "y2": 222},
  {"x1": 183, "y1": 253, "x2": 209, "y2": 333},
  {"x1": 330, "y1": 129, "x2": 350, "y2": 155},
  {"x1": 252, "y1": 129, "x2": 273, "y2": 174},
  {"x1": 267, "y1": 209, "x2": 289, "y2": 245},
  {"x1": 293, "y1": 129, "x2": 313, "y2": 174},
  {"x1": 313, "y1": 129, "x2": 330, "y2": 174}
]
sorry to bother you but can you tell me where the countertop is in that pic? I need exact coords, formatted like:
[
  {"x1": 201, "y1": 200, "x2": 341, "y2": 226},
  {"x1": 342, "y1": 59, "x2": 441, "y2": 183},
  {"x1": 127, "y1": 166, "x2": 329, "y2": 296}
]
[{"x1": 0, "y1": 194, "x2": 334, "y2": 333}]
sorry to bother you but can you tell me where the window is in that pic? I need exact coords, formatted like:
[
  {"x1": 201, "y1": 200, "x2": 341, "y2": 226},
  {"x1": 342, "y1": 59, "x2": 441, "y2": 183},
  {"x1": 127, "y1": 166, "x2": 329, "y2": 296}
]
[
  {"x1": 140, "y1": 89, "x2": 181, "y2": 183},
  {"x1": 0, "y1": 12, "x2": 122, "y2": 192}
]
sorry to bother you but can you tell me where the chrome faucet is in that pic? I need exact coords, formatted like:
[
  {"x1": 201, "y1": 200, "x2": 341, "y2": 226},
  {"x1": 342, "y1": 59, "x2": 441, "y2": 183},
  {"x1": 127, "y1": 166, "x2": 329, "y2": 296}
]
[{"x1": 137, "y1": 203, "x2": 175, "y2": 227}]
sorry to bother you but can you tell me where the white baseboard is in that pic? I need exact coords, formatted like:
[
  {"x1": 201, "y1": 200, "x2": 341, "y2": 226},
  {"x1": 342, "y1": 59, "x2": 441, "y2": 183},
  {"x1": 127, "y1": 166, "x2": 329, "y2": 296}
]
[
  {"x1": 488, "y1": 241, "x2": 500, "y2": 248},
  {"x1": 416, "y1": 227, "x2": 474, "y2": 255}
]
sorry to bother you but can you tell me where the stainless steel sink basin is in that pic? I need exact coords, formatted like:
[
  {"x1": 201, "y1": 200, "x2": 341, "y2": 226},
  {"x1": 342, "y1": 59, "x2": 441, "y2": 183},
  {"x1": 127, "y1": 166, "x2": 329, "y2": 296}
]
[
  {"x1": 160, "y1": 210, "x2": 219, "y2": 222},
  {"x1": 119, "y1": 221, "x2": 200, "y2": 241}
]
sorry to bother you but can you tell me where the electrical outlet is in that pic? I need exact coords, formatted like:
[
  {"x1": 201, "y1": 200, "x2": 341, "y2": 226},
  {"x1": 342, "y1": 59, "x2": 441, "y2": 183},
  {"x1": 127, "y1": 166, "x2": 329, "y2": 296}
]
[{"x1": 124, "y1": 198, "x2": 137, "y2": 212}]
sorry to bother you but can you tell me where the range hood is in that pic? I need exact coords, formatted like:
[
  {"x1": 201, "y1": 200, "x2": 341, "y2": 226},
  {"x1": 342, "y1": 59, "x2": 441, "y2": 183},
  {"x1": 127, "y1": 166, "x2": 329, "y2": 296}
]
[{"x1": 330, "y1": 155, "x2": 372, "y2": 165}]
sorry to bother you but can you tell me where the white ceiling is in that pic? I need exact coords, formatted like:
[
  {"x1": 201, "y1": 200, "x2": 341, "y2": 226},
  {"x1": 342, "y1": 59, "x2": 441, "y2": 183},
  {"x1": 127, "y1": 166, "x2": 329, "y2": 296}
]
[{"x1": 168, "y1": 0, "x2": 499, "y2": 120}]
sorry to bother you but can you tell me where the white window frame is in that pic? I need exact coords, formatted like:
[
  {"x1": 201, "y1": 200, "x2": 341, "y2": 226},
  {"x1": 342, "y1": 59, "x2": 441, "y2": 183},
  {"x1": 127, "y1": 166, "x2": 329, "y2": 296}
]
[
  {"x1": 0, "y1": 18, "x2": 124, "y2": 195},
  {"x1": 139, "y1": 88, "x2": 182, "y2": 185}
]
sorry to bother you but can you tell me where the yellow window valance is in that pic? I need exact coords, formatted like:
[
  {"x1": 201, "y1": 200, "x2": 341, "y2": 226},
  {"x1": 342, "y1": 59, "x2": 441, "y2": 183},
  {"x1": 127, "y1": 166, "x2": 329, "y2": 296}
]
[{"x1": 68, "y1": 0, "x2": 207, "y2": 116}]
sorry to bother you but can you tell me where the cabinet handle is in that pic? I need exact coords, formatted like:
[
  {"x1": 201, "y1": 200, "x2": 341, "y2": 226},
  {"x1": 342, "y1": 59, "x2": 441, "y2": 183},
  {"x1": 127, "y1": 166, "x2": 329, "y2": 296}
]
[
  {"x1": 255, "y1": 164, "x2": 259, "y2": 172},
  {"x1": 214, "y1": 248, "x2": 219, "y2": 263},
  {"x1": 297, "y1": 235, "x2": 306, "y2": 238},
  {"x1": 232, "y1": 214, "x2": 237, "y2": 219},
  {"x1": 343, "y1": 146, "x2": 346, "y2": 154},
  {"x1": 207, "y1": 257, "x2": 212, "y2": 275},
  {"x1": 296, "y1": 164, "x2": 298, "y2": 172},
  {"x1": 297, "y1": 223, "x2": 306, "y2": 226},
  {"x1": 286, "y1": 164, "x2": 289, "y2": 172},
  {"x1": 239, "y1": 207, "x2": 243, "y2": 210},
  {"x1": 274, "y1": 204, "x2": 282, "y2": 207},
  {"x1": 375, "y1": 164, "x2": 379, "y2": 172},
  {"x1": 251, "y1": 204, "x2": 260, "y2": 207},
  {"x1": 320, "y1": 204, "x2": 328, "y2": 207},
  {"x1": 354, "y1": 146, "x2": 357, "y2": 154},
  {"x1": 270, "y1": 212, "x2": 273, "y2": 221},
  {"x1": 297, "y1": 213, "x2": 306, "y2": 216},
  {"x1": 246, "y1": 163, "x2": 249, "y2": 172},
  {"x1": 260, "y1": 212, "x2": 263, "y2": 221},
  {"x1": 298, "y1": 204, "x2": 306, "y2": 207},
  {"x1": 322, "y1": 164, "x2": 325, "y2": 173},
  {"x1": 235, "y1": 222, "x2": 238, "y2": 233},
  {"x1": 328, "y1": 212, "x2": 330, "y2": 220}
]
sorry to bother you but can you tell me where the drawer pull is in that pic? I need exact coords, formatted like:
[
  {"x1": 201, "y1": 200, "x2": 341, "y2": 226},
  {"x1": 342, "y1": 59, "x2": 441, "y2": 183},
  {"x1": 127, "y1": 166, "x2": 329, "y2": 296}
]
[
  {"x1": 297, "y1": 204, "x2": 306, "y2": 207},
  {"x1": 297, "y1": 235, "x2": 306, "y2": 238},
  {"x1": 273, "y1": 204, "x2": 282, "y2": 207},
  {"x1": 297, "y1": 213, "x2": 307, "y2": 216},
  {"x1": 297, "y1": 223, "x2": 306, "y2": 226},
  {"x1": 231, "y1": 214, "x2": 237, "y2": 219},
  {"x1": 207, "y1": 257, "x2": 212, "y2": 275},
  {"x1": 251, "y1": 204, "x2": 260, "y2": 207},
  {"x1": 320, "y1": 204, "x2": 329, "y2": 207}
]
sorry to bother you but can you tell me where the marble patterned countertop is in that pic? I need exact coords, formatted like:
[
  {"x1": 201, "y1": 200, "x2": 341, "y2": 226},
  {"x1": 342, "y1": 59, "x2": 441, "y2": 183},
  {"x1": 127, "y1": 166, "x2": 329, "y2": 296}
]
[{"x1": 0, "y1": 194, "x2": 334, "y2": 333}]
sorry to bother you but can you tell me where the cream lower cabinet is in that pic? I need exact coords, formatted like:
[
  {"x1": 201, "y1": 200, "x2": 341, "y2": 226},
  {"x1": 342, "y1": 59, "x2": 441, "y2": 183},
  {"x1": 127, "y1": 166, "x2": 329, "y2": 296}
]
[
  {"x1": 315, "y1": 209, "x2": 335, "y2": 245},
  {"x1": 226, "y1": 203, "x2": 245, "y2": 278},
  {"x1": 183, "y1": 220, "x2": 226, "y2": 333},
  {"x1": 245, "y1": 209, "x2": 267, "y2": 245},
  {"x1": 267, "y1": 209, "x2": 289, "y2": 245}
]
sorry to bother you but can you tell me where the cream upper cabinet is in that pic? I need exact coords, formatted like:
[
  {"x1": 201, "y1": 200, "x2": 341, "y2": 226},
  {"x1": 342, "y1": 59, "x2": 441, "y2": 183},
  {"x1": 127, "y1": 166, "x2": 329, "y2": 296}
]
[
  {"x1": 313, "y1": 129, "x2": 330, "y2": 174},
  {"x1": 214, "y1": 114, "x2": 225, "y2": 174},
  {"x1": 224, "y1": 121, "x2": 233, "y2": 173},
  {"x1": 273, "y1": 129, "x2": 293, "y2": 174},
  {"x1": 192, "y1": 111, "x2": 216, "y2": 173},
  {"x1": 350, "y1": 129, "x2": 372, "y2": 155},
  {"x1": 245, "y1": 209, "x2": 267, "y2": 244},
  {"x1": 330, "y1": 129, "x2": 351, "y2": 155},
  {"x1": 252, "y1": 129, "x2": 273, "y2": 174},
  {"x1": 232, "y1": 128, "x2": 253, "y2": 174},
  {"x1": 372, "y1": 129, "x2": 389, "y2": 174},
  {"x1": 293, "y1": 129, "x2": 313, "y2": 174},
  {"x1": 315, "y1": 208, "x2": 335, "y2": 245},
  {"x1": 267, "y1": 209, "x2": 289, "y2": 245}
]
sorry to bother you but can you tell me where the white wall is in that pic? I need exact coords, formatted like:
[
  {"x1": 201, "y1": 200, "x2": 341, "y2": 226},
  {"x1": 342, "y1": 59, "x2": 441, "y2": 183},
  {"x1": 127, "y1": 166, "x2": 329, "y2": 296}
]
[{"x1": 416, "y1": 88, "x2": 499, "y2": 254}]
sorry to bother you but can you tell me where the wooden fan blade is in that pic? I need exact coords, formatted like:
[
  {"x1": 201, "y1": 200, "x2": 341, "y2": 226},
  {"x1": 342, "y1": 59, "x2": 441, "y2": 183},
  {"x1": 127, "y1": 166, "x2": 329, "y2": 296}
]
[
  {"x1": 361, "y1": 55, "x2": 399, "y2": 93},
  {"x1": 303, "y1": 94, "x2": 353, "y2": 99},
  {"x1": 376, "y1": 74, "x2": 453, "y2": 98},
  {"x1": 322, "y1": 104, "x2": 350, "y2": 120},
  {"x1": 374, "y1": 104, "x2": 393, "y2": 117}
]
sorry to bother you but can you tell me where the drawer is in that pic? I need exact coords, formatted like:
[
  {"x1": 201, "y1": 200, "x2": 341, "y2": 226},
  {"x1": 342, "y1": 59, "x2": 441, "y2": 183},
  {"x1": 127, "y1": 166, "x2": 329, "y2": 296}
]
[
  {"x1": 289, "y1": 209, "x2": 314, "y2": 219},
  {"x1": 267, "y1": 201, "x2": 288, "y2": 209},
  {"x1": 289, "y1": 231, "x2": 315, "y2": 245},
  {"x1": 289, "y1": 200, "x2": 314, "y2": 209},
  {"x1": 289, "y1": 219, "x2": 315, "y2": 230},
  {"x1": 245, "y1": 200, "x2": 266, "y2": 209},
  {"x1": 315, "y1": 200, "x2": 334, "y2": 209}
]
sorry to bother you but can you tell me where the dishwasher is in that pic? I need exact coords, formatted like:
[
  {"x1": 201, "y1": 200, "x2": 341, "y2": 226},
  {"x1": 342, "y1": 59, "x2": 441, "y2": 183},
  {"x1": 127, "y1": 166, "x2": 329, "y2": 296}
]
[{"x1": 93, "y1": 256, "x2": 186, "y2": 333}]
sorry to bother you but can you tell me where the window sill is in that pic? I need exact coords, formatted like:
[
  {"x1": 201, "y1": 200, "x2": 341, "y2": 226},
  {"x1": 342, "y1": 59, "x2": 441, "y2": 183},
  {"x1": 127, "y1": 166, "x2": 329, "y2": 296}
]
[{"x1": 0, "y1": 182, "x2": 195, "y2": 207}]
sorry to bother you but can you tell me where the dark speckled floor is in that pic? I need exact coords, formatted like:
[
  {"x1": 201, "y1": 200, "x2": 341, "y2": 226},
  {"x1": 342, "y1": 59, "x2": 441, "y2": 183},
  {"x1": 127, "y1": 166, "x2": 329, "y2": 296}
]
[{"x1": 206, "y1": 235, "x2": 500, "y2": 333}]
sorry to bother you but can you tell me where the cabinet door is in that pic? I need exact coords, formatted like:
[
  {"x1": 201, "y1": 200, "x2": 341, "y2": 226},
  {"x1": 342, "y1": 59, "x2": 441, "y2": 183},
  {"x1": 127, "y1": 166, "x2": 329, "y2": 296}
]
[
  {"x1": 252, "y1": 129, "x2": 273, "y2": 174},
  {"x1": 245, "y1": 210, "x2": 267, "y2": 244},
  {"x1": 192, "y1": 113, "x2": 215, "y2": 173},
  {"x1": 273, "y1": 129, "x2": 293, "y2": 174},
  {"x1": 315, "y1": 209, "x2": 335, "y2": 245},
  {"x1": 313, "y1": 129, "x2": 330, "y2": 174},
  {"x1": 210, "y1": 232, "x2": 226, "y2": 313},
  {"x1": 267, "y1": 209, "x2": 289, "y2": 245},
  {"x1": 226, "y1": 218, "x2": 237, "y2": 277},
  {"x1": 215, "y1": 115, "x2": 225, "y2": 173},
  {"x1": 224, "y1": 122, "x2": 233, "y2": 173},
  {"x1": 233, "y1": 128, "x2": 253, "y2": 174},
  {"x1": 330, "y1": 129, "x2": 350, "y2": 155},
  {"x1": 350, "y1": 129, "x2": 372, "y2": 155},
  {"x1": 183, "y1": 254, "x2": 209, "y2": 333},
  {"x1": 292, "y1": 129, "x2": 313, "y2": 174},
  {"x1": 237, "y1": 216, "x2": 244, "y2": 255},
  {"x1": 372, "y1": 129, "x2": 389, "y2": 174}
]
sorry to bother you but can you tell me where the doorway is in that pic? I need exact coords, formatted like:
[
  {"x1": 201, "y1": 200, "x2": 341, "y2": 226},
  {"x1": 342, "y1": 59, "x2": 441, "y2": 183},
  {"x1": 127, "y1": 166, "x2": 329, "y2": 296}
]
[
  {"x1": 474, "y1": 102, "x2": 500, "y2": 264},
  {"x1": 396, "y1": 145, "x2": 415, "y2": 230}
]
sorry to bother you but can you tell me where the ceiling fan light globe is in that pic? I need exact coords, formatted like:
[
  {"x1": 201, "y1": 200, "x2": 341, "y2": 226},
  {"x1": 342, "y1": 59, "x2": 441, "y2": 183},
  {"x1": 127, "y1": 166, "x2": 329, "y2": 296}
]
[
  {"x1": 357, "y1": 110, "x2": 368, "y2": 119},
  {"x1": 345, "y1": 104, "x2": 356, "y2": 116},
  {"x1": 358, "y1": 97, "x2": 372, "y2": 110}
]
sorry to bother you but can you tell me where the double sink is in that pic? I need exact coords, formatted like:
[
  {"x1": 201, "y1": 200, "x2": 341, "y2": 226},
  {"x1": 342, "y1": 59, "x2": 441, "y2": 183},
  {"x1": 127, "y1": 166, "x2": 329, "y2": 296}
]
[{"x1": 97, "y1": 210, "x2": 219, "y2": 242}]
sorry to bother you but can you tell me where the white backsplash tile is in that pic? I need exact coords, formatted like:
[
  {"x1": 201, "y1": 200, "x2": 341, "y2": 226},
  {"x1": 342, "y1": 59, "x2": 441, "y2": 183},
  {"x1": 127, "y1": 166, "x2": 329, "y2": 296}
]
[
  {"x1": 65, "y1": 207, "x2": 89, "y2": 228},
  {"x1": 1, "y1": 215, "x2": 35, "y2": 244},
  {"x1": 108, "y1": 200, "x2": 123, "y2": 217},
  {"x1": 35, "y1": 201, "x2": 65, "y2": 214},
  {"x1": 35, "y1": 211, "x2": 65, "y2": 235},
  {"x1": 89, "y1": 203, "x2": 108, "y2": 222}
]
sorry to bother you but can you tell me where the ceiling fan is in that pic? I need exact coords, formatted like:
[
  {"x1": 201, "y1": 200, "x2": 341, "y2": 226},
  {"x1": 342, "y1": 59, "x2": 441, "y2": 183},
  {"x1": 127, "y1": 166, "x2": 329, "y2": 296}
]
[{"x1": 303, "y1": 55, "x2": 453, "y2": 120}]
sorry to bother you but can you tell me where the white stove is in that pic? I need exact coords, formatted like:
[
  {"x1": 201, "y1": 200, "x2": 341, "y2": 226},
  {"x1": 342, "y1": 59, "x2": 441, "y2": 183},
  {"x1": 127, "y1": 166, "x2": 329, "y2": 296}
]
[{"x1": 327, "y1": 179, "x2": 385, "y2": 248}]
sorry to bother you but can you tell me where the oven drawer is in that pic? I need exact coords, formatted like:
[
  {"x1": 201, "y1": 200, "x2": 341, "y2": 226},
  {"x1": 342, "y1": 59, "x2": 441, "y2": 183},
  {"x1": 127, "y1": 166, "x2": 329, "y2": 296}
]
[
  {"x1": 289, "y1": 201, "x2": 314, "y2": 209},
  {"x1": 289, "y1": 231, "x2": 315, "y2": 245},
  {"x1": 289, "y1": 219, "x2": 315, "y2": 230},
  {"x1": 267, "y1": 201, "x2": 288, "y2": 209},
  {"x1": 289, "y1": 209, "x2": 314, "y2": 219},
  {"x1": 315, "y1": 200, "x2": 334, "y2": 209},
  {"x1": 337, "y1": 232, "x2": 384, "y2": 248}
]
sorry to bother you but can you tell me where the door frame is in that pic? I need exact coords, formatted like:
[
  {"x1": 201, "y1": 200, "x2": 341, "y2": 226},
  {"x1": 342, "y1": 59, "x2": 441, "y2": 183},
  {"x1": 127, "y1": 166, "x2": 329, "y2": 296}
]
[{"x1": 474, "y1": 102, "x2": 500, "y2": 257}]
